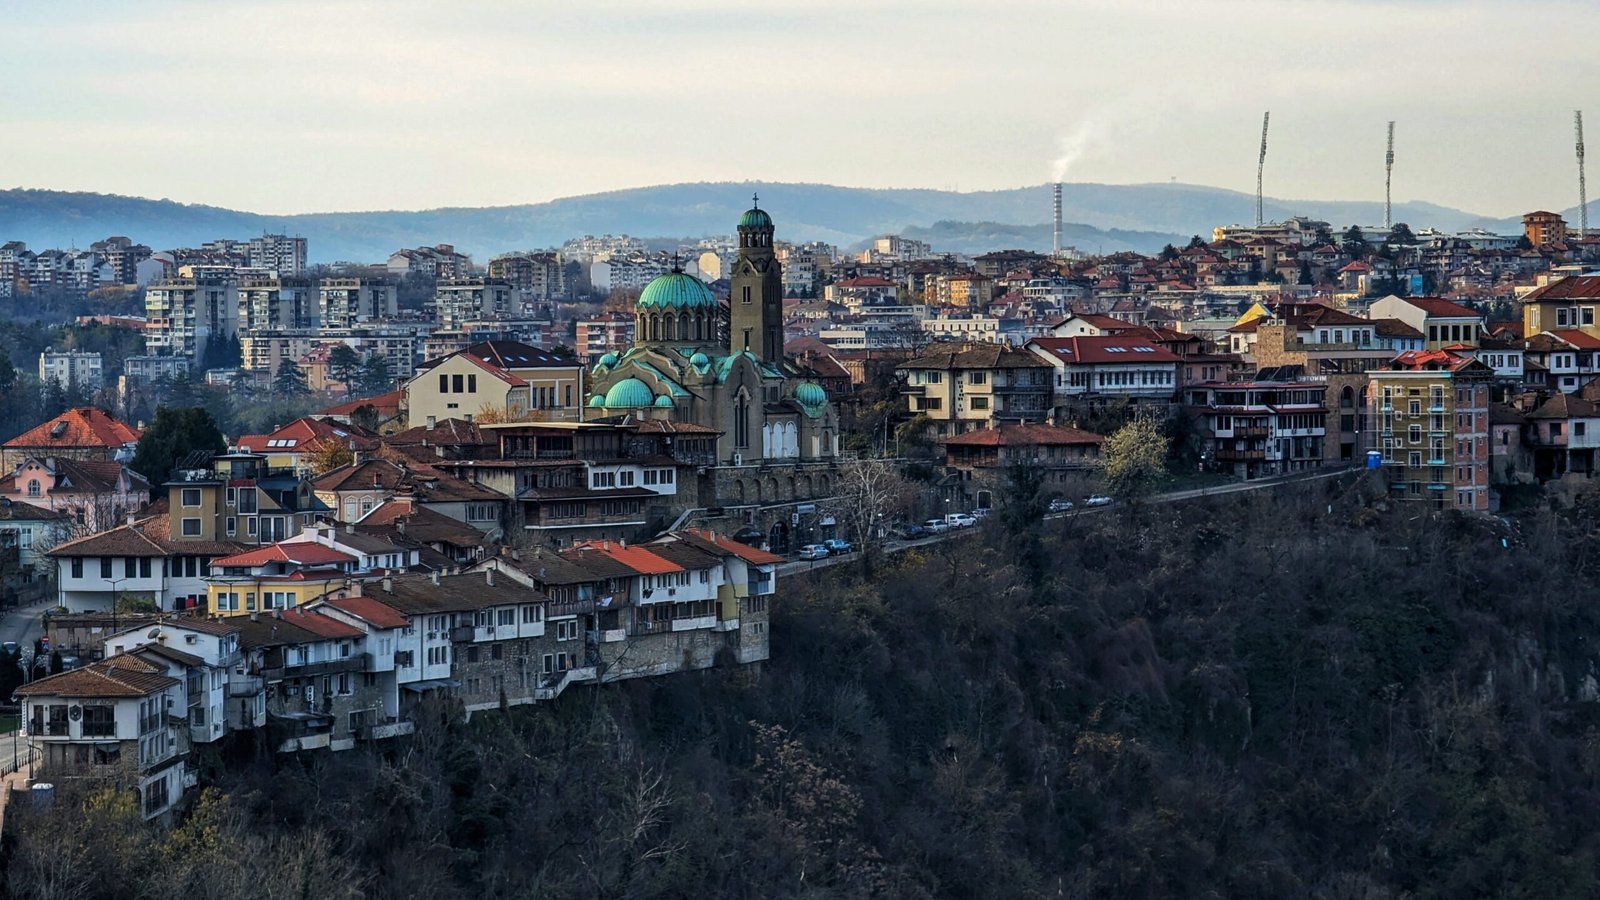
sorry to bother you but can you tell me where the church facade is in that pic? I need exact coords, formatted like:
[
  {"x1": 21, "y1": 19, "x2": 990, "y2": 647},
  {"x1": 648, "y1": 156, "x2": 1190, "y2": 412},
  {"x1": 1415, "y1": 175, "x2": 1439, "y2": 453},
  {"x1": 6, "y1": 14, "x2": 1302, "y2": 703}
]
[{"x1": 584, "y1": 201, "x2": 842, "y2": 486}]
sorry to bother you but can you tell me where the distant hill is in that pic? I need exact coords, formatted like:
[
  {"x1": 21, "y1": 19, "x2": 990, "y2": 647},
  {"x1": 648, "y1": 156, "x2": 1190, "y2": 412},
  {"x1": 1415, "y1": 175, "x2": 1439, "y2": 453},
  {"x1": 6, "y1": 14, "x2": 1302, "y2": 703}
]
[{"x1": 0, "y1": 182, "x2": 1561, "y2": 264}]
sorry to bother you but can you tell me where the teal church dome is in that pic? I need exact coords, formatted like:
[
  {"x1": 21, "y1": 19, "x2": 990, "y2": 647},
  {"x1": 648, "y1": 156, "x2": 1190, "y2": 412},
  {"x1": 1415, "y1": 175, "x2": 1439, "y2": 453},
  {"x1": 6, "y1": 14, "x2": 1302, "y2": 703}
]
[
  {"x1": 653, "y1": 394, "x2": 675, "y2": 408},
  {"x1": 587, "y1": 395, "x2": 605, "y2": 408},
  {"x1": 637, "y1": 271, "x2": 717, "y2": 311},
  {"x1": 603, "y1": 378, "x2": 656, "y2": 408},
  {"x1": 690, "y1": 351, "x2": 710, "y2": 368},
  {"x1": 739, "y1": 206, "x2": 773, "y2": 229},
  {"x1": 598, "y1": 351, "x2": 618, "y2": 367},
  {"x1": 795, "y1": 382, "x2": 826, "y2": 407}
]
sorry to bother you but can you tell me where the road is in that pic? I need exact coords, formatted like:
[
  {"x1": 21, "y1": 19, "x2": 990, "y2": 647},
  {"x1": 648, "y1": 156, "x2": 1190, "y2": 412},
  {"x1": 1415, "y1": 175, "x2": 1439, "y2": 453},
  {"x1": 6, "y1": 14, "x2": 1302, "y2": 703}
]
[
  {"x1": 0, "y1": 598, "x2": 53, "y2": 655},
  {"x1": 777, "y1": 466, "x2": 1359, "y2": 577}
]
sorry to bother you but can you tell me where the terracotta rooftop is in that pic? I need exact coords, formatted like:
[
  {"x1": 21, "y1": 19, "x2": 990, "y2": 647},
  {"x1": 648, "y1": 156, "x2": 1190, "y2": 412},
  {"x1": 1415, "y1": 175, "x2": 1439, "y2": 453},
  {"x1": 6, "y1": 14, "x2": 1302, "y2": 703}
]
[
  {"x1": 1522, "y1": 275, "x2": 1600, "y2": 302},
  {"x1": 674, "y1": 528, "x2": 786, "y2": 566},
  {"x1": 1027, "y1": 335, "x2": 1182, "y2": 365},
  {"x1": 319, "y1": 595, "x2": 411, "y2": 630},
  {"x1": 212, "y1": 542, "x2": 357, "y2": 569},
  {"x1": 15, "y1": 654, "x2": 176, "y2": 698},
  {"x1": 3, "y1": 407, "x2": 140, "y2": 451}
]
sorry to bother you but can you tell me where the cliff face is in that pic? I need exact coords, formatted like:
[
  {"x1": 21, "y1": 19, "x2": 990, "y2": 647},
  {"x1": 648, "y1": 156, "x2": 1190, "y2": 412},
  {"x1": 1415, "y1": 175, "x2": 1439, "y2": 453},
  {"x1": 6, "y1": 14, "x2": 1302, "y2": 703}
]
[{"x1": 10, "y1": 479, "x2": 1600, "y2": 900}]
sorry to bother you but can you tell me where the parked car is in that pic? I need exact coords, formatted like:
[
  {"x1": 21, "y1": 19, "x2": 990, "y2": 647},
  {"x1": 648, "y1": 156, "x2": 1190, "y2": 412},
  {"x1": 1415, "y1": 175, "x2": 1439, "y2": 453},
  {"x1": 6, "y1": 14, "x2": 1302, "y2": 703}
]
[
  {"x1": 970, "y1": 508, "x2": 991, "y2": 519},
  {"x1": 1084, "y1": 495, "x2": 1114, "y2": 507},
  {"x1": 895, "y1": 523, "x2": 927, "y2": 539},
  {"x1": 1047, "y1": 498, "x2": 1074, "y2": 513},
  {"x1": 922, "y1": 519, "x2": 952, "y2": 534},
  {"x1": 944, "y1": 513, "x2": 978, "y2": 528},
  {"x1": 822, "y1": 538, "x2": 853, "y2": 554},
  {"x1": 797, "y1": 544, "x2": 830, "y2": 560}
]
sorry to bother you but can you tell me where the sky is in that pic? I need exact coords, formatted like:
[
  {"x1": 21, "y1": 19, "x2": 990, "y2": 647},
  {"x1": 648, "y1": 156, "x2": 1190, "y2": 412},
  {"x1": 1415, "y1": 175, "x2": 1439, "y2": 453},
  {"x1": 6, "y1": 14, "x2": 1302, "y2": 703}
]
[{"x1": 2, "y1": 0, "x2": 1596, "y2": 218}]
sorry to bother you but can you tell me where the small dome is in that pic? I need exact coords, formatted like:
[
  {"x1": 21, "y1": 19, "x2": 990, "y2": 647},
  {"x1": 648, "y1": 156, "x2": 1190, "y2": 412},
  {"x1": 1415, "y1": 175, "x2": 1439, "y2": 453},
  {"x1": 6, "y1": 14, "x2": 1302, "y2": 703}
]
[
  {"x1": 603, "y1": 378, "x2": 656, "y2": 408},
  {"x1": 690, "y1": 351, "x2": 710, "y2": 368},
  {"x1": 653, "y1": 394, "x2": 675, "y2": 408},
  {"x1": 739, "y1": 207, "x2": 773, "y2": 230},
  {"x1": 795, "y1": 381, "x2": 827, "y2": 407},
  {"x1": 587, "y1": 395, "x2": 605, "y2": 408},
  {"x1": 598, "y1": 351, "x2": 619, "y2": 367},
  {"x1": 637, "y1": 271, "x2": 717, "y2": 311}
]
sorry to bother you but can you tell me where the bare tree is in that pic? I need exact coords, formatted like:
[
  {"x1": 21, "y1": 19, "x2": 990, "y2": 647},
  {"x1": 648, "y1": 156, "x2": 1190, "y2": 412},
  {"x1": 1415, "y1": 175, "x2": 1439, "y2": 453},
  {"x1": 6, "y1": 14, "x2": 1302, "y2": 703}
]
[{"x1": 829, "y1": 458, "x2": 917, "y2": 572}]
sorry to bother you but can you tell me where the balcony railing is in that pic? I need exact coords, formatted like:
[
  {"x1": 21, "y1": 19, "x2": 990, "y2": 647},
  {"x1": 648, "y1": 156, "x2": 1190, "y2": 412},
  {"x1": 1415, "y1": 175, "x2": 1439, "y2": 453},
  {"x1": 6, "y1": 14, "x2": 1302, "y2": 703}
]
[
  {"x1": 1215, "y1": 448, "x2": 1267, "y2": 462},
  {"x1": 261, "y1": 652, "x2": 369, "y2": 680},
  {"x1": 227, "y1": 675, "x2": 264, "y2": 698},
  {"x1": 1234, "y1": 426, "x2": 1270, "y2": 438}
]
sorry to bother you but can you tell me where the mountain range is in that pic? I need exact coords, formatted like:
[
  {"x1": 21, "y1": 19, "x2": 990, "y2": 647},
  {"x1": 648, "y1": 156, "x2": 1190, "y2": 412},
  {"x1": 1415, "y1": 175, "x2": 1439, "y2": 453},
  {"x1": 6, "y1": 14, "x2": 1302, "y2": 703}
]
[{"x1": 0, "y1": 181, "x2": 1567, "y2": 263}]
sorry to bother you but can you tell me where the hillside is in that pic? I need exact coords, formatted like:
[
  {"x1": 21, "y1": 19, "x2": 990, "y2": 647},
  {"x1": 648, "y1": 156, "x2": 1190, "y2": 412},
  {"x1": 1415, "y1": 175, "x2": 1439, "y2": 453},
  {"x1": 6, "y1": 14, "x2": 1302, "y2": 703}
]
[
  {"x1": 0, "y1": 182, "x2": 1527, "y2": 264},
  {"x1": 10, "y1": 478, "x2": 1600, "y2": 899}
]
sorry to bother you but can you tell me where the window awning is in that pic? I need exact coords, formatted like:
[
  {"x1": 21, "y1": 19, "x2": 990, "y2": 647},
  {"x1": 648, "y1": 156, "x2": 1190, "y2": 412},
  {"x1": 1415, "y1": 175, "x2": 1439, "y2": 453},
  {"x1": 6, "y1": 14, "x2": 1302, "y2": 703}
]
[{"x1": 402, "y1": 679, "x2": 461, "y2": 693}]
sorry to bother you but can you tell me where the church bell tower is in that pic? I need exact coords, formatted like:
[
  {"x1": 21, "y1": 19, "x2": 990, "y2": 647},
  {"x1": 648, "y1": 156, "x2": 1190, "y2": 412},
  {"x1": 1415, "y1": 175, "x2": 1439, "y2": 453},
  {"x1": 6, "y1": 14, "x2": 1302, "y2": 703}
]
[{"x1": 729, "y1": 195, "x2": 784, "y2": 362}]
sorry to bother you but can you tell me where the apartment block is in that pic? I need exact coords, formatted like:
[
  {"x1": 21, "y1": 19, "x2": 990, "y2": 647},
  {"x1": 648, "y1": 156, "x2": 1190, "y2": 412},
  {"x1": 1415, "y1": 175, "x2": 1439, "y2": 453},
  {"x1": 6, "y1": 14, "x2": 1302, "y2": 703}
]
[
  {"x1": 319, "y1": 277, "x2": 398, "y2": 329},
  {"x1": 143, "y1": 277, "x2": 238, "y2": 358},
  {"x1": 1368, "y1": 350, "x2": 1493, "y2": 511},
  {"x1": 39, "y1": 349, "x2": 105, "y2": 392}
]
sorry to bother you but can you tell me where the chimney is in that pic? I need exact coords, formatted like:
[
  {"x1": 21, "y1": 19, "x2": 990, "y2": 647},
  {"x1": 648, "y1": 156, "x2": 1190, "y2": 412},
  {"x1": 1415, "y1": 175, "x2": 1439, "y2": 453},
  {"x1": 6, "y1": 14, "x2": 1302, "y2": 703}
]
[
  {"x1": 396, "y1": 519, "x2": 406, "y2": 535},
  {"x1": 345, "y1": 522, "x2": 354, "y2": 534},
  {"x1": 431, "y1": 570, "x2": 440, "y2": 585},
  {"x1": 382, "y1": 576, "x2": 393, "y2": 593},
  {"x1": 485, "y1": 568, "x2": 495, "y2": 587}
]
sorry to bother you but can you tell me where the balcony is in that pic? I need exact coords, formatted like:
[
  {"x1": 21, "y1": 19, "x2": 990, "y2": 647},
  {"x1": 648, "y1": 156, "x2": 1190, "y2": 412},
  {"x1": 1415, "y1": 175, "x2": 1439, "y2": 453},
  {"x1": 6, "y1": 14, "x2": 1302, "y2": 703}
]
[
  {"x1": 548, "y1": 598, "x2": 596, "y2": 618},
  {"x1": 449, "y1": 625, "x2": 475, "y2": 642},
  {"x1": 261, "y1": 652, "x2": 369, "y2": 680},
  {"x1": 226, "y1": 675, "x2": 264, "y2": 698},
  {"x1": 1234, "y1": 426, "x2": 1270, "y2": 438},
  {"x1": 357, "y1": 720, "x2": 415, "y2": 741},
  {"x1": 1214, "y1": 448, "x2": 1267, "y2": 462}
]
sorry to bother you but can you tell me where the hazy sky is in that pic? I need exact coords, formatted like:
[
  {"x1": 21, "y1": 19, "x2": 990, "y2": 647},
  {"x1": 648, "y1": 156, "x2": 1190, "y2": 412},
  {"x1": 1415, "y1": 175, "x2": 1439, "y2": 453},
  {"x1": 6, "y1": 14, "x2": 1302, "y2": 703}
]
[{"x1": 3, "y1": 0, "x2": 1596, "y2": 217}]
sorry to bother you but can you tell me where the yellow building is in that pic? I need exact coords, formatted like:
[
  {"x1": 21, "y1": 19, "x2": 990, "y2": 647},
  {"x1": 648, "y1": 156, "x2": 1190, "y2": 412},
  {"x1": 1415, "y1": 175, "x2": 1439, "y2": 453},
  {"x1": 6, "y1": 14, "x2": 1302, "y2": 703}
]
[
  {"x1": 1368, "y1": 349, "x2": 1493, "y2": 512},
  {"x1": 1519, "y1": 274, "x2": 1600, "y2": 340},
  {"x1": 406, "y1": 340, "x2": 584, "y2": 428},
  {"x1": 204, "y1": 542, "x2": 358, "y2": 616}
]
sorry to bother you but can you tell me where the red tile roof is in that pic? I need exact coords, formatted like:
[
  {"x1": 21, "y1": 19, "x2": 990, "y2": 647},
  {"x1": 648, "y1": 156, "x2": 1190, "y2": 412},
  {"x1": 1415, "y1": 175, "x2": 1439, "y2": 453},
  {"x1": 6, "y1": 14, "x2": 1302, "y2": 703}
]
[
  {"x1": 675, "y1": 529, "x2": 786, "y2": 565},
  {"x1": 1546, "y1": 329, "x2": 1600, "y2": 350},
  {"x1": 1523, "y1": 275, "x2": 1600, "y2": 302},
  {"x1": 1383, "y1": 349, "x2": 1482, "y2": 372},
  {"x1": 277, "y1": 607, "x2": 365, "y2": 639},
  {"x1": 15, "y1": 654, "x2": 176, "y2": 698},
  {"x1": 940, "y1": 422, "x2": 1106, "y2": 448},
  {"x1": 212, "y1": 542, "x2": 357, "y2": 568},
  {"x1": 1027, "y1": 335, "x2": 1182, "y2": 365},
  {"x1": 320, "y1": 595, "x2": 411, "y2": 629},
  {"x1": 316, "y1": 389, "x2": 406, "y2": 419},
  {"x1": 571, "y1": 541, "x2": 682, "y2": 575},
  {"x1": 3, "y1": 407, "x2": 140, "y2": 451},
  {"x1": 237, "y1": 417, "x2": 379, "y2": 454}
]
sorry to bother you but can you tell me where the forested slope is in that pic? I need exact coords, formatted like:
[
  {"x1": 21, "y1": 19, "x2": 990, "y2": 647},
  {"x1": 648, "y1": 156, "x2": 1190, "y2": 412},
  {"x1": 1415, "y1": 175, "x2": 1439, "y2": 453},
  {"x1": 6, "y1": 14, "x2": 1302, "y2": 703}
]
[{"x1": 9, "y1": 477, "x2": 1600, "y2": 899}]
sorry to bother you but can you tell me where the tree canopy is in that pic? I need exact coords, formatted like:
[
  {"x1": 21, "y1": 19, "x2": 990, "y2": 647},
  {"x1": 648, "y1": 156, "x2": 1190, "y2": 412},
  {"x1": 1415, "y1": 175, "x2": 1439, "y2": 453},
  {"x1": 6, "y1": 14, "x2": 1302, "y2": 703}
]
[
  {"x1": 1098, "y1": 410, "x2": 1168, "y2": 499},
  {"x1": 130, "y1": 406, "x2": 227, "y2": 489}
]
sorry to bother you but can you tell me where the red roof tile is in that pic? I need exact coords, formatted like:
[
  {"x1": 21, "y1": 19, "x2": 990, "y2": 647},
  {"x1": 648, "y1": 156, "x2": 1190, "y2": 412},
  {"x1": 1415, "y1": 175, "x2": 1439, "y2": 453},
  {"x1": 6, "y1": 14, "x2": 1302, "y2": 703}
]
[
  {"x1": 4, "y1": 407, "x2": 140, "y2": 451},
  {"x1": 571, "y1": 541, "x2": 682, "y2": 575},
  {"x1": 940, "y1": 422, "x2": 1105, "y2": 447},
  {"x1": 1399, "y1": 296, "x2": 1482, "y2": 319},
  {"x1": 212, "y1": 542, "x2": 357, "y2": 568},
  {"x1": 321, "y1": 595, "x2": 411, "y2": 629},
  {"x1": 1027, "y1": 335, "x2": 1182, "y2": 365}
]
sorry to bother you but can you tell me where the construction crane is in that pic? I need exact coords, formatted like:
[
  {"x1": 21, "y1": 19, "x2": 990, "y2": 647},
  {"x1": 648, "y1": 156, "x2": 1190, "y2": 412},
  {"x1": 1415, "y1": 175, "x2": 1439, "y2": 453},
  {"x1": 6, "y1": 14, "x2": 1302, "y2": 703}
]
[
  {"x1": 1256, "y1": 112, "x2": 1270, "y2": 227},
  {"x1": 1578, "y1": 110, "x2": 1589, "y2": 237},
  {"x1": 1384, "y1": 121, "x2": 1396, "y2": 231}
]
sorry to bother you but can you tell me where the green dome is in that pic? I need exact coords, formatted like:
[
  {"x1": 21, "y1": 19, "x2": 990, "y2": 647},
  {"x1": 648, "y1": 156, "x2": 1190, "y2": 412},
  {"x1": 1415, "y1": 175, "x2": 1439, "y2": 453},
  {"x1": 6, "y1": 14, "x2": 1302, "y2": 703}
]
[
  {"x1": 598, "y1": 351, "x2": 619, "y2": 367},
  {"x1": 603, "y1": 378, "x2": 656, "y2": 408},
  {"x1": 796, "y1": 382, "x2": 827, "y2": 407},
  {"x1": 637, "y1": 271, "x2": 717, "y2": 311},
  {"x1": 587, "y1": 395, "x2": 605, "y2": 408},
  {"x1": 739, "y1": 207, "x2": 773, "y2": 229},
  {"x1": 690, "y1": 351, "x2": 710, "y2": 368},
  {"x1": 653, "y1": 394, "x2": 675, "y2": 408}
]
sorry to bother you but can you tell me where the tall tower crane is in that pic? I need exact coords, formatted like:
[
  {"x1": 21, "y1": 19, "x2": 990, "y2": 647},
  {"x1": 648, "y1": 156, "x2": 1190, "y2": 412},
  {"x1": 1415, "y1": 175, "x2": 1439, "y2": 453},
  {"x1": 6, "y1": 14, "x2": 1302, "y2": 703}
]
[{"x1": 1256, "y1": 112, "x2": 1270, "y2": 227}]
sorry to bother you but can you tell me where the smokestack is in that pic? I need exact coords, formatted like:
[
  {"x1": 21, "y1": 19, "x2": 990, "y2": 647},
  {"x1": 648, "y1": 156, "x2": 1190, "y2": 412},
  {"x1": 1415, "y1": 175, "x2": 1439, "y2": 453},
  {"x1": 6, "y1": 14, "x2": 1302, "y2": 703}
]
[{"x1": 1052, "y1": 182, "x2": 1063, "y2": 257}]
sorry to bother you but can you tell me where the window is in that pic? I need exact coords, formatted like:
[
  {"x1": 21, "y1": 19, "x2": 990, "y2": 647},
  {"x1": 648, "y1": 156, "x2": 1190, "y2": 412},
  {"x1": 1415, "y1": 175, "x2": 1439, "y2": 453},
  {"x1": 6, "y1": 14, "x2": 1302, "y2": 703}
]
[
  {"x1": 100, "y1": 558, "x2": 112, "y2": 579},
  {"x1": 491, "y1": 644, "x2": 504, "y2": 661},
  {"x1": 439, "y1": 373, "x2": 448, "y2": 393},
  {"x1": 25, "y1": 479, "x2": 39, "y2": 498},
  {"x1": 81, "y1": 705, "x2": 115, "y2": 738},
  {"x1": 139, "y1": 558, "x2": 151, "y2": 578},
  {"x1": 71, "y1": 558, "x2": 82, "y2": 579},
  {"x1": 181, "y1": 518, "x2": 201, "y2": 537},
  {"x1": 466, "y1": 646, "x2": 480, "y2": 663},
  {"x1": 216, "y1": 592, "x2": 240, "y2": 612},
  {"x1": 467, "y1": 374, "x2": 477, "y2": 393},
  {"x1": 968, "y1": 371, "x2": 987, "y2": 385},
  {"x1": 452, "y1": 374, "x2": 464, "y2": 393},
  {"x1": 181, "y1": 488, "x2": 202, "y2": 508},
  {"x1": 926, "y1": 371, "x2": 942, "y2": 384},
  {"x1": 498, "y1": 608, "x2": 514, "y2": 626},
  {"x1": 522, "y1": 604, "x2": 541, "y2": 624},
  {"x1": 1586, "y1": 308, "x2": 1596, "y2": 327},
  {"x1": 555, "y1": 620, "x2": 578, "y2": 642}
]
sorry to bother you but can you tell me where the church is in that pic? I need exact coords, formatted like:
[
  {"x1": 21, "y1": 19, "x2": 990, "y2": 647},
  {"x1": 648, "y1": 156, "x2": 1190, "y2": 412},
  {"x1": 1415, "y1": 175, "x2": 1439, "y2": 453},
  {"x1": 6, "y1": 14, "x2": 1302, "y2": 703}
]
[{"x1": 585, "y1": 199, "x2": 841, "y2": 469}]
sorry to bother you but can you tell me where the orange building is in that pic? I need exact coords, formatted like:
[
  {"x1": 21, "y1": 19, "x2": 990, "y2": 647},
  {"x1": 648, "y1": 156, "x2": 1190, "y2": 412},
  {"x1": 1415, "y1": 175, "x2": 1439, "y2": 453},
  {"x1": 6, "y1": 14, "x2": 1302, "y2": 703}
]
[{"x1": 1523, "y1": 210, "x2": 1568, "y2": 248}]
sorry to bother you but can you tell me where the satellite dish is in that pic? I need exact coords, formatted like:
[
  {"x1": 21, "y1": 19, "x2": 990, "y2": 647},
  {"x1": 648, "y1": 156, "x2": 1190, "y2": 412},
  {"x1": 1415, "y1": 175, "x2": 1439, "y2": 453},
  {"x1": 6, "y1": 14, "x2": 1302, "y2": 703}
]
[{"x1": 146, "y1": 628, "x2": 162, "y2": 639}]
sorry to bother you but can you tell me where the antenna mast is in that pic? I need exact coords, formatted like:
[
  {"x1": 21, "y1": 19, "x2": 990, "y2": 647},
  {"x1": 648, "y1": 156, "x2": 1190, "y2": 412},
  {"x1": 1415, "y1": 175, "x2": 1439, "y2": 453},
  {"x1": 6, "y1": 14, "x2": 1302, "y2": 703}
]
[
  {"x1": 1256, "y1": 111, "x2": 1270, "y2": 227},
  {"x1": 1384, "y1": 121, "x2": 1395, "y2": 231},
  {"x1": 1578, "y1": 110, "x2": 1589, "y2": 237}
]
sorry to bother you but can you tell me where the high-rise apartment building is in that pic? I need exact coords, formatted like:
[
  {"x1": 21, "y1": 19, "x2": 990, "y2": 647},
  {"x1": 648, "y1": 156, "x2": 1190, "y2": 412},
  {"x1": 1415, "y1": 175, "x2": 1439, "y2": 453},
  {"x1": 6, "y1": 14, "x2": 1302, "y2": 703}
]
[
  {"x1": 433, "y1": 279, "x2": 512, "y2": 331},
  {"x1": 144, "y1": 277, "x2": 239, "y2": 358},
  {"x1": 39, "y1": 350, "x2": 104, "y2": 392},
  {"x1": 319, "y1": 277, "x2": 398, "y2": 330}
]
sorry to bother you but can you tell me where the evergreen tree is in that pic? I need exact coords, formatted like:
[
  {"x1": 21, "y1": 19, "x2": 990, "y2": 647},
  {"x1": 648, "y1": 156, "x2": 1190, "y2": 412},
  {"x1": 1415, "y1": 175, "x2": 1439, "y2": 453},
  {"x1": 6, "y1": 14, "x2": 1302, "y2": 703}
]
[
  {"x1": 1186, "y1": 235, "x2": 1207, "y2": 250},
  {"x1": 1342, "y1": 225, "x2": 1370, "y2": 259},
  {"x1": 1297, "y1": 260, "x2": 1314, "y2": 285},
  {"x1": 166, "y1": 371, "x2": 199, "y2": 409},
  {"x1": 356, "y1": 355, "x2": 391, "y2": 396},
  {"x1": 327, "y1": 345, "x2": 362, "y2": 387},
  {"x1": 130, "y1": 406, "x2": 227, "y2": 489},
  {"x1": 272, "y1": 363, "x2": 310, "y2": 398}
]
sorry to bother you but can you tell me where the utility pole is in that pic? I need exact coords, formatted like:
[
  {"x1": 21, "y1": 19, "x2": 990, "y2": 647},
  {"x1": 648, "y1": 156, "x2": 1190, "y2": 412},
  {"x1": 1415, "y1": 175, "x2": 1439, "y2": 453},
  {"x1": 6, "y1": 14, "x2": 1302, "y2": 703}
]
[
  {"x1": 1256, "y1": 111, "x2": 1271, "y2": 227},
  {"x1": 1578, "y1": 110, "x2": 1589, "y2": 237},
  {"x1": 1384, "y1": 121, "x2": 1396, "y2": 232}
]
